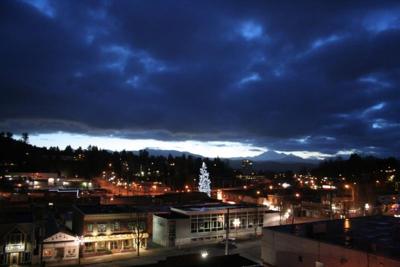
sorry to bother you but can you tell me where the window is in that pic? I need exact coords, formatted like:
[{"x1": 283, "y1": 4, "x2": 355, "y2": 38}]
[
  {"x1": 124, "y1": 239, "x2": 131, "y2": 248},
  {"x1": 128, "y1": 221, "x2": 146, "y2": 231},
  {"x1": 248, "y1": 214, "x2": 254, "y2": 228},
  {"x1": 97, "y1": 224, "x2": 107, "y2": 232},
  {"x1": 84, "y1": 243, "x2": 94, "y2": 252},
  {"x1": 191, "y1": 216, "x2": 197, "y2": 233},
  {"x1": 87, "y1": 224, "x2": 93, "y2": 232},
  {"x1": 97, "y1": 241, "x2": 106, "y2": 250},
  {"x1": 128, "y1": 222, "x2": 135, "y2": 230},
  {"x1": 111, "y1": 241, "x2": 118, "y2": 250},
  {"x1": 43, "y1": 248, "x2": 53, "y2": 258},
  {"x1": 110, "y1": 222, "x2": 120, "y2": 231},
  {"x1": 258, "y1": 213, "x2": 263, "y2": 226},
  {"x1": 198, "y1": 218, "x2": 205, "y2": 232}
]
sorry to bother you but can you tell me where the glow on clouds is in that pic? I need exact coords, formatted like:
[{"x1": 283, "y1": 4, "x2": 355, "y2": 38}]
[{"x1": 29, "y1": 132, "x2": 267, "y2": 158}]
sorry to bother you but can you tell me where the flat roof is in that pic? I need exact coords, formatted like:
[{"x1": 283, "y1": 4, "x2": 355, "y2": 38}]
[
  {"x1": 267, "y1": 216, "x2": 400, "y2": 260},
  {"x1": 174, "y1": 202, "x2": 267, "y2": 212},
  {"x1": 76, "y1": 204, "x2": 170, "y2": 215},
  {"x1": 155, "y1": 212, "x2": 189, "y2": 219},
  {"x1": 76, "y1": 205, "x2": 142, "y2": 215}
]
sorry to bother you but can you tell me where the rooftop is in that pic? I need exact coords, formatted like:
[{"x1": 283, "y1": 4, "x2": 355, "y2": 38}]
[
  {"x1": 174, "y1": 202, "x2": 267, "y2": 213},
  {"x1": 155, "y1": 212, "x2": 189, "y2": 219},
  {"x1": 268, "y1": 216, "x2": 400, "y2": 260},
  {"x1": 76, "y1": 205, "x2": 143, "y2": 215}
]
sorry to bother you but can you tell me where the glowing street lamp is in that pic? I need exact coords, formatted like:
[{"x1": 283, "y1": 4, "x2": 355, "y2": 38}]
[{"x1": 201, "y1": 251, "x2": 208, "y2": 258}]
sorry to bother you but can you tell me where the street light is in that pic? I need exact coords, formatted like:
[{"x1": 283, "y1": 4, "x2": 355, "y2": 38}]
[
  {"x1": 201, "y1": 251, "x2": 208, "y2": 258},
  {"x1": 364, "y1": 203, "x2": 370, "y2": 216}
]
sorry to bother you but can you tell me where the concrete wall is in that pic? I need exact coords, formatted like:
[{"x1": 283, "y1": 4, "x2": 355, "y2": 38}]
[
  {"x1": 152, "y1": 215, "x2": 169, "y2": 247},
  {"x1": 174, "y1": 218, "x2": 191, "y2": 246},
  {"x1": 261, "y1": 228, "x2": 400, "y2": 267}
]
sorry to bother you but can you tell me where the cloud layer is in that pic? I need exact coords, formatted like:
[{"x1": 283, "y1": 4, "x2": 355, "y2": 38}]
[{"x1": 1, "y1": 0, "x2": 400, "y2": 157}]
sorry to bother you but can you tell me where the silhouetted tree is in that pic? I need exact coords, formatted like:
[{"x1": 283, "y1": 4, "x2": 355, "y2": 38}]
[{"x1": 21, "y1": 132, "x2": 29, "y2": 143}]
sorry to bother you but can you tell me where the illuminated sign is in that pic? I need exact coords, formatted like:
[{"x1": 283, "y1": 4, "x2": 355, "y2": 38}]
[{"x1": 5, "y1": 243, "x2": 25, "y2": 253}]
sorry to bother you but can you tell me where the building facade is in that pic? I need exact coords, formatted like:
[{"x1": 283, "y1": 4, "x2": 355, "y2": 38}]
[
  {"x1": 42, "y1": 231, "x2": 79, "y2": 265},
  {"x1": 153, "y1": 203, "x2": 279, "y2": 247},
  {"x1": 73, "y1": 205, "x2": 149, "y2": 257},
  {"x1": 0, "y1": 215, "x2": 38, "y2": 266}
]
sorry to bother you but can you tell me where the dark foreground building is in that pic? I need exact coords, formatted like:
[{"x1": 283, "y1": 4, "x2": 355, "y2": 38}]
[
  {"x1": 135, "y1": 253, "x2": 261, "y2": 267},
  {"x1": 262, "y1": 216, "x2": 400, "y2": 267}
]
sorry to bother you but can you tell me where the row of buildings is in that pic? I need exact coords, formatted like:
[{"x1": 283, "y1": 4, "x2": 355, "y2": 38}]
[{"x1": 0, "y1": 197, "x2": 279, "y2": 266}]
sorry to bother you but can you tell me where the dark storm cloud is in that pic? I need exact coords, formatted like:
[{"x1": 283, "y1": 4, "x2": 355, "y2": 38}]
[{"x1": 1, "y1": 0, "x2": 400, "y2": 156}]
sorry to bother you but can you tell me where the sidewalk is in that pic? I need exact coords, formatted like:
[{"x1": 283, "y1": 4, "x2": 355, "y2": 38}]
[{"x1": 80, "y1": 248, "x2": 163, "y2": 266}]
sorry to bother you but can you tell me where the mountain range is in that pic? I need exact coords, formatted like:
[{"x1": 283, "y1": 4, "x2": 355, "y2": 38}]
[
  {"x1": 136, "y1": 148, "x2": 319, "y2": 163},
  {"x1": 135, "y1": 148, "x2": 320, "y2": 171}
]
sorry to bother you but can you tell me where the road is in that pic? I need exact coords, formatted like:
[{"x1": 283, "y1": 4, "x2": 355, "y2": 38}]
[{"x1": 83, "y1": 239, "x2": 261, "y2": 267}]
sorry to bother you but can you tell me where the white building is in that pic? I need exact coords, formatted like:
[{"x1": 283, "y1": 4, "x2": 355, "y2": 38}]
[
  {"x1": 42, "y1": 231, "x2": 79, "y2": 265},
  {"x1": 153, "y1": 203, "x2": 279, "y2": 247}
]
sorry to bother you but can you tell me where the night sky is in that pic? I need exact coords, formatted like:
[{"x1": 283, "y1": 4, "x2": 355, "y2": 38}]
[{"x1": 1, "y1": 0, "x2": 399, "y2": 159}]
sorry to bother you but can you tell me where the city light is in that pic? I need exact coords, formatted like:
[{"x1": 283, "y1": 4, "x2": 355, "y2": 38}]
[
  {"x1": 201, "y1": 251, "x2": 208, "y2": 258},
  {"x1": 233, "y1": 218, "x2": 241, "y2": 228}
]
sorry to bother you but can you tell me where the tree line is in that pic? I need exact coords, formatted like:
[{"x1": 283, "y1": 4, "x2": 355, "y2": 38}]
[{"x1": 0, "y1": 133, "x2": 234, "y2": 189}]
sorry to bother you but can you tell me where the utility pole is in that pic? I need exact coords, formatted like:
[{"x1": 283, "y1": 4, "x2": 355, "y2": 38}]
[
  {"x1": 225, "y1": 208, "x2": 230, "y2": 255},
  {"x1": 291, "y1": 203, "x2": 295, "y2": 225},
  {"x1": 330, "y1": 190, "x2": 333, "y2": 220}
]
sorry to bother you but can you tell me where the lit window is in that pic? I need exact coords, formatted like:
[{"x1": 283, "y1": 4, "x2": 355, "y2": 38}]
[
  {"x1": 98, "y1": 224, "x2": 107, "y2": 232},
  {"x1": 43, "y1": 248, "x2": 53, "y2": 257},
  {"x1": 87, "y1": 224, "x2": 93, "y2": 232}
]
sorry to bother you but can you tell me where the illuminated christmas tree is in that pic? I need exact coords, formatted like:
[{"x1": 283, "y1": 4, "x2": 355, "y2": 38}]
[{"x1": 198, "y1": 162, "x2": 211, "y2": 197}]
